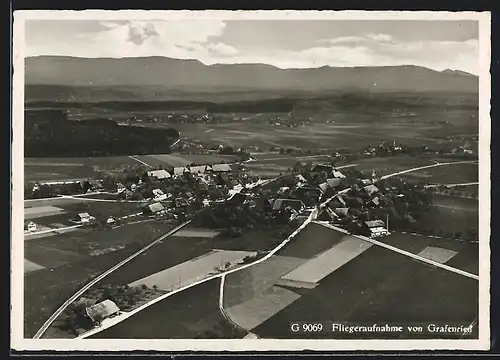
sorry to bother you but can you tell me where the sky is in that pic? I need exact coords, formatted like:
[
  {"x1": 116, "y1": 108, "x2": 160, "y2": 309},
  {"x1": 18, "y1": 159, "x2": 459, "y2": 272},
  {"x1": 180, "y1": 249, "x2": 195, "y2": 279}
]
[{"x1": 25, "y1": 19, "x2": 479, "y2": 74}]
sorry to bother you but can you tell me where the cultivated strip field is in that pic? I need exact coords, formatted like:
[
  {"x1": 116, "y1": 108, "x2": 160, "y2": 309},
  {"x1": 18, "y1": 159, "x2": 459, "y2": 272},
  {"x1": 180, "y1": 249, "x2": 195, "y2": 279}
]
[
  {"x1": 24, "y1": 259, "x2": 45, "y2": 273},
  {"x1": 24, "y1": 205, "x2": 66, "y2": 220},
  {"x1": 417, "y1": 246, "x2": 458, "y2": 264},
  {"x1": 280, "y1": 236, "x2": 373, "y2": 285},
  {"x1": 129, "y1": 250, "x2": 256, "y2": 291}
]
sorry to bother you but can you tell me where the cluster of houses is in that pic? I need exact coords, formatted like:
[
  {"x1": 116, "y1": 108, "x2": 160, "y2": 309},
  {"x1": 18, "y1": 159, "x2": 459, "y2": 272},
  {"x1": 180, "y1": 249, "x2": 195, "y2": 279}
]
[{"x1": 266, "y1": 163, "x2": 391, "y2": 238}]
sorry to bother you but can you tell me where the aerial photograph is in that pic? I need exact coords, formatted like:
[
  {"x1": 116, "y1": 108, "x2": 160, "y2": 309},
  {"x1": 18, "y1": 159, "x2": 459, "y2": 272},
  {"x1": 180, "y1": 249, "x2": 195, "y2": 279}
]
[{"x1": 18, "y1": 13, "x2": 484, "y2": 345}]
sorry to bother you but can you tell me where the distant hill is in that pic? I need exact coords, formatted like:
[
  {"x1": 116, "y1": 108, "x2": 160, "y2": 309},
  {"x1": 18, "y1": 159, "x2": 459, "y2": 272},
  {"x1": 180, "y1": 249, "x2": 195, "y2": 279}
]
[{"x1": 25, "y1": 56, "x2": 478, "y2": 96}]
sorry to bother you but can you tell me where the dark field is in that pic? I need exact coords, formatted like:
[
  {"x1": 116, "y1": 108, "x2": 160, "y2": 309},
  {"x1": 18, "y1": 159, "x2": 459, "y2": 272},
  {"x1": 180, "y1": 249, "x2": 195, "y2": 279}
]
[
  {"x1": 254, "y1": 245, "x2": 478, "y2": 339},
  {"x1": 401, "y1": 162, "x2": 478, "y2": 184},
  {"x1": 277, "y1": 222, "x2": 346, "y2": 259},
  {"x1": 90, "y1": 279, "x2": 246, "y2": 339},
  {"x1": 379, "y1": 232, "x2": 479, "y2": 275}
]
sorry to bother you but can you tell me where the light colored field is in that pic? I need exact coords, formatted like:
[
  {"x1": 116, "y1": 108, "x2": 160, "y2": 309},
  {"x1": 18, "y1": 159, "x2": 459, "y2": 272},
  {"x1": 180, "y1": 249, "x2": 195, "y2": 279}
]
[
  {"x1": 129, "y1": 250, "x2": 255, "y2": 291},
  {"x1": 24, "y1": 206, "x2": 66, "y2": 220},
  {"x1": 171, "y1": 229, "x2": 220, "y2": 238},
  {"x1": 224, "y1": 255, "x2": 306, "y2": 309},
  {"x1": 225, "y1": 286, "x2": 301, "y2": 330},
  {"x1": 280, "y1": 236, "x2": 373, "y2": 285},
  {"x1": 24, "y1": 259, "x2": 45, "y2": 273},
  {"x1": 417, "y1": 246, "x2": 458, "y2": 264},
  {"x1": 24, "y1": 197, "x2": 82, "y2": 208}
]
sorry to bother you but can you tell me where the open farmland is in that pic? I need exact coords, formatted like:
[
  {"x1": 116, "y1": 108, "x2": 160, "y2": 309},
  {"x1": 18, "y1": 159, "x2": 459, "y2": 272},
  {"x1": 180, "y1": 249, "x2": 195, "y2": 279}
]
[
  {"x1": 129, "y1": 250, "x2": 256, "y2": 291},
  {"x1": 400, "y1": 162, "x2": 478, "y2": 184},
  {"x1": 90, "y1": 279, "x2": 247, "y2": 339},
  {"x1": 130, "y1": 153, "x2": 239, "y2": 168},
  {"x1": 24, "y1": 205, "x2": 67, "y2": 220},
  {"x1": 23, "y1": 221, "x2": 177, "y2": 338},
  {"x1": 354, "y1": 155, "x2": 434, "y2": 176},
  {"x1": 25, "y1": 156, "x2": 140, "y2": 182},
  {"x1": 168, "y1": 119, "x2": 476, "y2": 151},
  {"x1": 378, "y1": 232, "x2": 479, "y2": 275},
  {"x1": 254, "y1": 245, "x2": 478, "y2": 339}
]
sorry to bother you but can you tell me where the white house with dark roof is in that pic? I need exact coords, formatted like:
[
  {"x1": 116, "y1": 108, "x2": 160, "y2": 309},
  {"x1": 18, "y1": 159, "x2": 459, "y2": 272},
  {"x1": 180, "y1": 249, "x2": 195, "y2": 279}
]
[
  {"x1": 85, "y1": 299, "x2": 120, "y2": 324},
  {"x1": 173, "y1": 167, "x2": 189, "y2": 176},
  {"x1": 364, "y1": 220, "x2": 390, "y2": 238}
]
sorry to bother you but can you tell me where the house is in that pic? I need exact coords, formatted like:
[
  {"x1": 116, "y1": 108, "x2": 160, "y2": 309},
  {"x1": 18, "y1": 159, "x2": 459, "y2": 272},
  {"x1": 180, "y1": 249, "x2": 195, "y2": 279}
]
[
  {"x1": 85, "y1": 299, "x2": 121, "y2": 324},
  {"x1": 370, "y1": 196, "x2": 381, "y2": 206},
  {"x1": 364, "y1": 220, "x2": 390, "y2": 238},
  {"x1": 148, "y1": 169, "x2": 171, "y2": 180},
  {"x1": 88, "y1": 180, "x2": 104, "y2": 190},
  {"x1": 212, "y1": 163, "x2": 232, "y2": 172},
  {"x1": 332, "y1": 170, "x2": 346, "y2": 179},
  {"x1": 145, "y1": 202, "x2": 165, "y2": 214},
  {"x1": 106, "y1": 217, "x2": 116, "y2": 226},
  {"x1": 76, "y1": 212, "x2": 95, "y2": 223},
  {"x1": 361, "y1": 179, "x2": 372, "y2": 185},
  {"x1": 24, "y1": 221, "x2": 37, "y2": 232},
  {"x1": 295, "y1": 174, "x2": 307, "y2": 183},
  {"x1": 130, "y1": 183, "x2": 138, "y2": 192},
  {"x1": 174, "y1": 197, "x2": 188, "y2": 208},
  {"x1": 329, "y1": 194, "x2": 347, "y2": 208},
  {"x1": 326, "y1": 178, "x2": 342, "y2": 188},
  {"x1": 190, "y1": 165, "x2": 207, "y2": 174},
  {"x1": 272, "y1": 199, "x2": 305, "y2": 212},
  {"x1": 318, "y1": 182, "x2": 330, "y2": 194},
  {"x1": 363, "y1": 184, "x2": 380, "y2": 196},
  {"x1": 152, "y1": 189, "x2": 164, "y2": 197},
  {"x1": 173, "y1": 167, "x2": 189, "y2": 176}
]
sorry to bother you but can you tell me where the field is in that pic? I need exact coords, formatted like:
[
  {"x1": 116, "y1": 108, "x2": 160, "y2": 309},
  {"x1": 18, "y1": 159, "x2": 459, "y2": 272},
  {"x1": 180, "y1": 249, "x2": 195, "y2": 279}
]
[
  {"x1": 378, "y1": 232, "x2": 479, "y2": 275},
  {"x1": 24, "y1": 205, "x2": 67, "y2": 220},
  {"x1": 254, "y1": 245, "x2": 478, "y2": 339},
  {"x1": 400, "y1": 162, "x2": 478, "y2": 184},
  {"x1": 129, "y1": 250, "x2": 256, "y2": 291},
  {"x1": 24, "y1": 156, "x2": 140, "y2": 182},
  {"x1": 411, "y1": 197, "x2": 478, "y2": 238},
  {"x1": 353, "y1": 155, "x2": 435, "y2": 176},
  {"x1": 167, "y1": 120, "x2": 475, "y2": 151},
  {"x1": 90, "y1": 279, "x2": 247, "y2": 339}
]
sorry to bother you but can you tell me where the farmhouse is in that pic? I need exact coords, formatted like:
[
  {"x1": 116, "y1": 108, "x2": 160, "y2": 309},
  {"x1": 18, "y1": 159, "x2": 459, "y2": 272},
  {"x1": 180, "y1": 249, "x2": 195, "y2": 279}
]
[
  {"x1": 144, "y1": 202, "x2": 165, "y2": 214},
  {"x1": 364, "y1": 220, "x2": 390, "y2": 238},
  {"x1": 332, "y1": 170, "x2": 346, "y2": 179},
  {"x1": 148, "y1": 169, "x2": 171, "y2": 180},
  {"x1": 174, "y1": 167, "x2": 189, "y2": 176},
  {"x1": 106, "y1": 217, "x2": 116, "y2": 226},
  {"x1": 85, "y1": 299, "x2": 121, "y2": 324},
  {"x1": 363, "y1": 184, "x2": 380, "y2": 196},
  {"x1": 24, "y1": 221, "x2": 37, "y2": 232},
  {"x1": 76, "y1": 212, "x2": 95, "y2": 223},
  {"x1": 190, "y1": 165, "x2": 208, "y2": 174}
]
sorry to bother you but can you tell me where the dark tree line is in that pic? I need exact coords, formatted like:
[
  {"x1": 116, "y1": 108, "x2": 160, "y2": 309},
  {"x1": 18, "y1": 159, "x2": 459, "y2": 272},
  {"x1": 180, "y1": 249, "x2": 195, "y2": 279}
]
[{"x1": 25, "y1": 110, "x2": 179, "y2": 157}]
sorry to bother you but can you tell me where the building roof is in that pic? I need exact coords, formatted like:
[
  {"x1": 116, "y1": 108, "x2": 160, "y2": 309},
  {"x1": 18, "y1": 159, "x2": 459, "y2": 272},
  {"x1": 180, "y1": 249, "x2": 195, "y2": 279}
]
[
  {"x1": 190, "y1": 165, "x2": 207, "y2": 174},
  {"x1": 361, "y1": 179, "x2": 372, "y2": 185},
  {"x1": 148, "y1": 202, "x2": 165, "y2": 213},
  {"x1": 334, "y1": 207, "x2": 349, "y2": 216},
  {"x1": 152, "y1": 189, "x2": 164, "y2": 196},
  {"x1": 363, "y1": 184, "x2": 380, "y2": 195},
  {"x1": 273, "y1": 198, "x2": 305, "y2": 211},
  {"x1": 365, "y1": 220, "x2": 386, "y2": 228},
  {"x1": 173, "y1": 167, "x2": 189, "y2": 175},
  {"x1": 86, "y1": 299, "x2": 120, "y2": 323},
  {"x1": 326, "y1": 178, "x2": 342, "y2": 188},
  {"x1": 371, "y1": 196, "x2": 380, "y2": 206},
  {"x1": 318, "y1": 182, "x2": 329, "y2": 193},
  {"x1": 78, "y1": 212, "x2": 91, "y2": 218},
  {"x1": 332, "y1": 170, "x2": 346, "y2": 179},
  {"x1": 212, "y1": 163, "x2": 232, "y2": 172},
  {"x1": 148, "y1": 169, "x2": 171, "y2": 179}
]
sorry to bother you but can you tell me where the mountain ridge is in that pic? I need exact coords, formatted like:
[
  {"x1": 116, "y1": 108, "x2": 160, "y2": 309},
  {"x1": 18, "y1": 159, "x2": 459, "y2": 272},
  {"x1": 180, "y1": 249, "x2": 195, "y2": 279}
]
[{"x1": 25, "y1": 56, "x2": 478, "y2": 93}]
